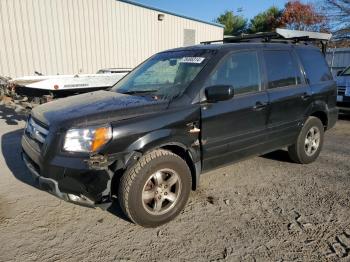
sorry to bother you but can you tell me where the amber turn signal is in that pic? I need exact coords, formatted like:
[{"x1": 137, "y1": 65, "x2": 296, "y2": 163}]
[{"x1": 91, "y1": 127, "x2": 112, "y2": 152}]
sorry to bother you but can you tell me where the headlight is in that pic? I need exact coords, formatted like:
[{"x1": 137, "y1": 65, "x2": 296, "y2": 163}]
[{"x1": 63, "y1": 125, "x2": 112, "y2": 153}]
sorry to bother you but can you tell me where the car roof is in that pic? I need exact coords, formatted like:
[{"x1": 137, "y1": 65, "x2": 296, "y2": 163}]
[{"x1": 164, "y1": 42, "x2": 320, "y2": 53}]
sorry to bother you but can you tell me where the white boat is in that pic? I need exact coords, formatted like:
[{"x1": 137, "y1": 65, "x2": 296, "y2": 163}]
[{"x1": 10, "y1": 68, "x2": 131, "y2": 98}]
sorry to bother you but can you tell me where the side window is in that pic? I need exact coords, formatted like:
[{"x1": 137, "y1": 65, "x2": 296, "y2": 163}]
[
  {"x1": 296, "y1": 48, "x2": 332, "y2": 84},
  {"x1": 264, "y1": 50, "x2": 302, "y2": 89},
  {"x1": 206, "y1": 51, "x2": 261, "y2": 95}
]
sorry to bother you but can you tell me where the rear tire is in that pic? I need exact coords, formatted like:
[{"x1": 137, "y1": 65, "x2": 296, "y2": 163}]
[
  {"x1": 288, "y1": 116, "x2": 324, "y2": 164},
  {"x1": 118, "y1": 149, "x2": 192, "y2": 227}
]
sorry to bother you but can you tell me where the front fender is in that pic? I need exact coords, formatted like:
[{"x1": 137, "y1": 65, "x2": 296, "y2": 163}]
[
  {"x1": 103, "y1": 104, "x2": 202, "y2": 188},
  {"x1": 126, "y1": 129, "x2": 196, "y2": 154},
  {"x1": 124, "y1": 128, "x2": 201, "y2": 189}
]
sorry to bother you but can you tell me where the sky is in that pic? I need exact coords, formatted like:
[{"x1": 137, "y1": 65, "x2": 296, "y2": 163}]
[{"x1": 131, "y1": 0, "x2": 289, "y2": 24}]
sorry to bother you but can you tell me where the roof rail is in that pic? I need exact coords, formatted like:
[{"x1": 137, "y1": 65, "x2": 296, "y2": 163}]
[{"x1": 201, "y1": 28, "x2": 332, "y2": 54}]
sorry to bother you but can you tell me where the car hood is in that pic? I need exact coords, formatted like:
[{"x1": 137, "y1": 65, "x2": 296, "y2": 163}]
[
  {"x1": 31, "y1": 90, "x2": 168, "y2": 128},
  {"x1": 336, "y1": 75, "x2": 350, "y2": 86}
]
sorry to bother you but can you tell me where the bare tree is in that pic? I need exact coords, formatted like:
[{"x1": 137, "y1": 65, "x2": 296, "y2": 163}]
[{"x1": 322, "y1": 0, "x2": 350, "y2": 39}]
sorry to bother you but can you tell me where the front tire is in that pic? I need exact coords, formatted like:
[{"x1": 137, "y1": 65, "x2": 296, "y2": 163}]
[
  {"x1": 288, "y1": 116, "x2": 324, "y2": 164},
  {"x1": 118, "y1": 149, "x2": 192, "y2": 227}
]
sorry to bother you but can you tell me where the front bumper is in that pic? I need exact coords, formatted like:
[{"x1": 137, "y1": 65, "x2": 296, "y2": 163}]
[
  {"x1": 337, "y1": 97, "x2": 350, "y2": 113},
  {"x1": 21, "y1": 134, "x2": 113, "y2": 209},
  {"x1": 337, "y1": 94, "x2": 350, "y2": 109},
  {"x1": 22, "y1": 152, "x2": 69, "y2": 201}
]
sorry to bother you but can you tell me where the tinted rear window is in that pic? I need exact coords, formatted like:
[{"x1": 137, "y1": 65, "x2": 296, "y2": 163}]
[
  {"x1": 296, "y1": 48, "x2": 332, "y2": 84},
  {"x1": 264, "y1": 50, "x2": 302, "y2": 89}
]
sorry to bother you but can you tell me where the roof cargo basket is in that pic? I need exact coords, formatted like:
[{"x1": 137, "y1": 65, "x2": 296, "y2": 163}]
[{"x1": 201, "y1": 28, "x2": 332, "y2": 54}]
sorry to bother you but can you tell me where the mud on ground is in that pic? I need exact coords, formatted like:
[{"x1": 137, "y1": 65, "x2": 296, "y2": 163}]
[{"x1": 0, "y1": 106, "x2": 349, "y2": 261}]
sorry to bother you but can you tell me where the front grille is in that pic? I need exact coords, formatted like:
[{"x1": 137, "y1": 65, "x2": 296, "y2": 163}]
[
  {"x1": 25, "y1": 117, "x2": 49, "y2": 149},
  {"x1": 338, "y1": 86, "x2": 346, "y2": 96}
]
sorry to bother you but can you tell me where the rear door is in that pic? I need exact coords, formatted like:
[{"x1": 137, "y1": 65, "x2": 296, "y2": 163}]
[
  {"x1": 295, "y1": 48, "x2": 335, "y2": 108},
  {"x1": 263, "y1": 49, "x2": 311, "y2": 148},
  {"x1": 201, "y1": 50, "x2": 269, "y2": 171}
]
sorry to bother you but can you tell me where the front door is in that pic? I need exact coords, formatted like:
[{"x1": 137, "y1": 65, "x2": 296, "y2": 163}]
[{"x1": 200, "y1": 50, "x2": 269, "y2": 171}]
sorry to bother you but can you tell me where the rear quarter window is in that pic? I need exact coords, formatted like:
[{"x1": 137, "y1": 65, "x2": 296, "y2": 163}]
[{"x1": 296, "y1": 48, "x2": 332, "y2": 84}]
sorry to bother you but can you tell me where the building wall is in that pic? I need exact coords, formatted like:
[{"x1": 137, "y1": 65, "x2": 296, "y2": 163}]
[
  {"x1": 326, "y1": 48, "x2": 350, "y2": 75},
  {"x1": 0, "y1": 0, "x2": 223, "y2": 78}
]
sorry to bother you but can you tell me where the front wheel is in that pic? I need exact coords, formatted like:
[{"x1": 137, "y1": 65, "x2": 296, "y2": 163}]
[
  {"x1": 118, "y1": 149, "x2": 192, "y2": 227},
  {"x1": 288, "y1": 116, "x2": 324, "y2": 164}
]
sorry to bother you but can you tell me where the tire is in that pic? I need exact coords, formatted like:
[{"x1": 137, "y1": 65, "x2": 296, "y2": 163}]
[
  {"x1": 288, "y1": 116, "x2": 324, "y2": 164},
  {"x1": 118, "y1": 149, "x2": 192, "y2": 227}
]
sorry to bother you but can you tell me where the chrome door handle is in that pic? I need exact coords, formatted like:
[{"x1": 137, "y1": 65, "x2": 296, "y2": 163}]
[
  {"x1": 253, "y1": 102, "x2": 267, "y2": 111},
  {"x1": 301, "y1": 93, "x2": 311, "y2": 100}
]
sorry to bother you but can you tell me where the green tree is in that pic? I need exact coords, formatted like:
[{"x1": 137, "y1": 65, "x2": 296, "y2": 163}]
[
  {"x1": 249, "y1": 6, "x2": 283, "y2": 33},
  {"x1": 215, "y1": 11, "x2": 247, "y2": 36}
]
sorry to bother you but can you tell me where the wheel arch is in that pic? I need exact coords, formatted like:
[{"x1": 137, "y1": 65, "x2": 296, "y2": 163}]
[
  {"x1": 305, "y1": 101, "x2": 329, "y2": 130},
  {"x1": 111, "y1": 130, "x2": 201, "y2": 195},
  {"x1": 309, "y1": 111, "x2": 328, "y2": 130},
  {"x1": 159, "y1": 144, "x2": 200, "y2": 191}
]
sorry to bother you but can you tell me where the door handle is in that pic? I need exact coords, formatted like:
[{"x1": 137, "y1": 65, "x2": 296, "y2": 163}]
[
  {"x1": 253, "y1": 101, "x2": 268, "y2": 111},
  {"x1": 301, "y1": 93, "x2": 311, "y2": 100}
]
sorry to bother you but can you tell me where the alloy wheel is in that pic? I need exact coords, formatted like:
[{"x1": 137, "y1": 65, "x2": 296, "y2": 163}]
[
  {"x1": 304, "y1": 126, "x2": 321, "y2": 156},
  {"x1": 142, "y1": 168, "x2": 182, "y2": 216}
]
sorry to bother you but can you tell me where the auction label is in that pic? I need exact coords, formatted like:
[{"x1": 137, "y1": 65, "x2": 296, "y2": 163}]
[{"x1": 180, "y1": 57, "x2": 205, "y2": 64}]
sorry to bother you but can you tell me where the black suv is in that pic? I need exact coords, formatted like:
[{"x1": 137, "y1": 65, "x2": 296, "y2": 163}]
[{"x1": 21, "y1": 40, "x2": 338, "y2": 227}]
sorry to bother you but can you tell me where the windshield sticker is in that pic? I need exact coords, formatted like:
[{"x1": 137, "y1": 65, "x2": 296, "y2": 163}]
[{"x1": 179, "y1": 57, "x2": 205, "y2": 64}]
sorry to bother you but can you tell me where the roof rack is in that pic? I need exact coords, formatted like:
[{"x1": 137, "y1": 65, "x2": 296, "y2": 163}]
[{"x1": 201, "y1": 28, "x2": 332, "y2": 54}]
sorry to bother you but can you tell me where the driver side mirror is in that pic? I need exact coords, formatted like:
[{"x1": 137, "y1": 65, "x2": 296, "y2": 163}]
[{"x1": 205, "y1": 85, "x2": 234, "y2": 103}]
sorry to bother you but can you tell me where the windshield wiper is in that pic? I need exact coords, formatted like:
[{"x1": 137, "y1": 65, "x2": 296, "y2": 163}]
[{"x1": 120, "y1": 90, "x2": 158, "y2": 95}]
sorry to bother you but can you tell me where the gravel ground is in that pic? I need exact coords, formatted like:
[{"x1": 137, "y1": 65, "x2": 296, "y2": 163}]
[{"x1": 0, "y1": 105, "x2": 349, "y2": 262}]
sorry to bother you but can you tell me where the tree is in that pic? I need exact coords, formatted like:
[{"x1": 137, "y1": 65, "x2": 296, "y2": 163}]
[
  {"x1": 249, "y1": 6, "x2": 283, "y2": 33},
  {"x1": 280, "y1": 1, "x2": 326, "y2": 31},
  {"x1": 215, "y1": 11, "x2": 247, "y2": 36},
  {"x1": 322, "y1": 0, "x2": 350, "y2": 39}
]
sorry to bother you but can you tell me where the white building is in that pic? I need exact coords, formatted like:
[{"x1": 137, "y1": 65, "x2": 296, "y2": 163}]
[{"x1": 0, "y1": 0, "x2": 224, "y2": 78}]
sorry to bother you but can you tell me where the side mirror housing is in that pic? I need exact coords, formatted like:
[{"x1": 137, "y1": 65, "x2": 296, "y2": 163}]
[{"x1": 205, "y1": 85, "x2": 234, "y2": 103}]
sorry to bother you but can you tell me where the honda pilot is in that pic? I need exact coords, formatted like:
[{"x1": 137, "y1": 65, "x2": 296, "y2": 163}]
[{"x1": 22, "y1": 40, "x2": 338, "y2": 227}]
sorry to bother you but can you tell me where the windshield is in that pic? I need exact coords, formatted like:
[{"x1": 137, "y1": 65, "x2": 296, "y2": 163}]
[
  {"x1": 112, "y1": 50, "x2": 213, "y2": 99},
  {"x1": 341, "y1": 66, "x2": 350, "y2": 76}
]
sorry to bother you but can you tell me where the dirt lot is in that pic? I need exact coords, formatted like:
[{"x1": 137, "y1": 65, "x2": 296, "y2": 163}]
[{"x1": 0, "y1": 105, "x2": 349, "y2": 262}]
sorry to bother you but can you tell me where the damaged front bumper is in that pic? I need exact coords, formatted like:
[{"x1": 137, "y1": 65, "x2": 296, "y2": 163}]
[{"x1": 21, "y1": 135, "x2": 114, "y2": 210}]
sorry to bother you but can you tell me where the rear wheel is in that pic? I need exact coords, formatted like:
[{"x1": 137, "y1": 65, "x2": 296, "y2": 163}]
[
  {"x1": 288, "y1": 116, "x2": 324, "y2": 164},
  {"x1": 118, "y1": 149, "x2": 192, "y2": 227}
]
